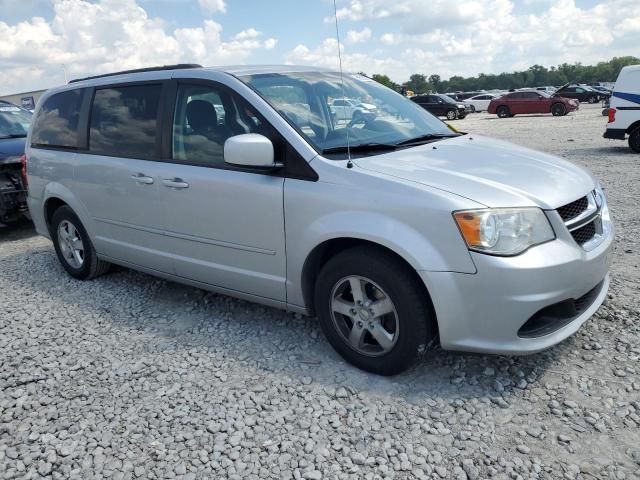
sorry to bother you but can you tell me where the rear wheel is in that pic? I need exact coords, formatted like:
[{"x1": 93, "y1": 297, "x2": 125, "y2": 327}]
[
  {"x1": 629, "y1": 126, "x2": 640, "y2": 153},
  {"x1": 445, "y1": 109, "x2": 457, "y2": 120},
  {"x1": 497, "y1": 106, "x2": 510, "y2": 118},
  {"x1": 457, "y1": 113, "x2": 467, "y2": 120},
  {"x1": 551, "y1": 103, "x2": 566, "y2": 116},
  {"x1": 51, "y1": 206, "x2": 110, "y2": 280},
  {"x1": 314, "y1": 246, "x2": 437, "y2": 375},
  {"x1": 469, "y1": 105, "x2": 476, "y2": 113}
]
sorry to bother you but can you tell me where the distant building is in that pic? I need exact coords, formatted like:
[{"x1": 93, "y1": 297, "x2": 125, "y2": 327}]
[{"x1": 0, "y1": 90, "x2": 47, "y2": 110}]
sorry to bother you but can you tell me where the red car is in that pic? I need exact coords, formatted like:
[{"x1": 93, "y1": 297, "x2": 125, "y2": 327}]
[{"x1": 488, "y1": 91, "x2": 578, "y2": 118}]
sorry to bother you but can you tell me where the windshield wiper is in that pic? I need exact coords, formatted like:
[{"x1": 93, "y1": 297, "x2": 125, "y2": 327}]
[
  {"x1": 395, "y1": 133, "x2": 459, "y2": 146},
  {"x1": 322, "y1": 143, "x2": 399, "y2": 154}
]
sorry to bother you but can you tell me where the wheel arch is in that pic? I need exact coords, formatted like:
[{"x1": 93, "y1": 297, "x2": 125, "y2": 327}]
[
  {"x1": 41, "y1": 182, "x2": 95, "y2": 238},
  {"x1": 626, "y1": 119, "x2": 640, "y2": 135},
  {"x1": 301, "y1": 237, "x2": 437, "y2": 325}
]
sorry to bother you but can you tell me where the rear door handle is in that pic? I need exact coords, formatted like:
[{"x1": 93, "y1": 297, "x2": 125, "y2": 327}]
[
  {"x1": 162, "y1": 178, "x2": 190, "y2": 189},
  {"x1": 131, "y1": 173, "x2": 154, "y2": 184}
]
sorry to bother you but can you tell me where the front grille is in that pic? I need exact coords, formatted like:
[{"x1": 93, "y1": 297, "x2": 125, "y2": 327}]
[
  {"x1": 518, "y1": 280, "x2": 604, "y2": 338},
  {"x1": 557, "y1": 196, "x2": 589, "y2": 221},
  {"x1": 571, "y1": 221, "x2": 597, "y2": 245}
]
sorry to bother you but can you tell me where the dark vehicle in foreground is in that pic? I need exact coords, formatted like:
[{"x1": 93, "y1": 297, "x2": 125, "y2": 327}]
[
  {"x1": 488, "y1": 91, "x2": 578, "y2": 118},
  {"x1": 555, "y1": 84, "x2": 607, "y2": 104},
  {"x1": 411, "y1": 94, "x2": 467, "y2": 120},
  {"x1": 0, "y1": 102, "x2": 31, "y2": 225}
]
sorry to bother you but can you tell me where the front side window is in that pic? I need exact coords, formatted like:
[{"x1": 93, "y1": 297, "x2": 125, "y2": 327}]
[
  {"x1": 240, "y1": 71, "x2": 454, "y2": 157},
  {"x1": 0, "y1": 104, "x2": 32, "y2": 139},
  {"x1": 172, "y1": 84, "x2": 263, "y2": 167},
  {"x1": 89, "y1": 84, "x2": 161, "y2": 158},
  {"x1": 31, "y1": 90, "x2": 83, "y2": 148}
]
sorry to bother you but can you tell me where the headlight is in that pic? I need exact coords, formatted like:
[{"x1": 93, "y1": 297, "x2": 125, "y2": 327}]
[
  {"x1": 457, "y1": 104, "x2": 465, "y2": 108},
  {"x1": 453, "y1": 208, "x2": 555, "y2": 256}
]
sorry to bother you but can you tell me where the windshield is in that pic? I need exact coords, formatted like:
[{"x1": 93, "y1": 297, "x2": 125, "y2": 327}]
[
  {"x1": 0, "y1": 104, "x2": 32, "y2": 138},
  {"x1": 239, "y1": 71, "x2": 455, "y2": 156}
]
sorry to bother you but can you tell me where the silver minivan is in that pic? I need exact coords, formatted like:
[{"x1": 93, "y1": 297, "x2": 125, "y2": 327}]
[{"x1": 26, "y1": 65, "x2": 613, "y2": 375}]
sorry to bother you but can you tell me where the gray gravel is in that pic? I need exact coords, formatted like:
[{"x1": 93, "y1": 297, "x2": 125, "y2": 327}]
[{"x1": 1, "y1": 103, "x2": 639, "y2": 479}]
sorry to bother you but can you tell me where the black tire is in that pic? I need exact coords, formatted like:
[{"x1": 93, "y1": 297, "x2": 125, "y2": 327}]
[
  {"x1": 457, "y1": 113, "x2": 467, "y2": 120},
  {"x1": 551, "y1": 103, "x2": 566, "y2": 116},
  {"x1": 445, "y1": 109, "x2": 457, "y2": 120},
  {"x1": 469, "y1": 105, "x2": 476, "y2": 113},
  {"x1": 314, "y1": 246, "x2": 437, "y2": 376},
  {"x1": 588, "y1": 95, "x2": 598, "y2": 104},
  {"x1": 497, "y1": 106, "x2": 510, "y2": 118},
  {"x1": 629, "y1": 127, "x2": 640, "y2": 153},
  {"x1": 51, "y1": 206, "x2": 110, "y2": 280}
]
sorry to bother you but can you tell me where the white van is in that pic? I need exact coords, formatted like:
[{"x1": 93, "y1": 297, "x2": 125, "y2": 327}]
[{"x1": 603, "y1": 65, "x2": 640, "y2": 152}]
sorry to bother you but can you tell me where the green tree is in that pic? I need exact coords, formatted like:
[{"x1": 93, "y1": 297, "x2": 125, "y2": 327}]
[{"x1": 371, "y1": 74, "x2": 397, "y2": 90}]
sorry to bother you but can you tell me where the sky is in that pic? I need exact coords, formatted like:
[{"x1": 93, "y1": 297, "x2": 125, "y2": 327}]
[{"x1": 0, "y1": 0, "x2": 638, "y2": 95}]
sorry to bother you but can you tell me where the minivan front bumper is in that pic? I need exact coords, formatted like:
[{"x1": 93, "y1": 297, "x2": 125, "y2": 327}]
[{"x1": 419, "y1": 226, "x2": 613, "y2": 354}]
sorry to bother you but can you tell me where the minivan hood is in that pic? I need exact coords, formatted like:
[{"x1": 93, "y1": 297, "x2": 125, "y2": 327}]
[{"x1": 352, "y1": 135, "x2": 595, "y2": 209}]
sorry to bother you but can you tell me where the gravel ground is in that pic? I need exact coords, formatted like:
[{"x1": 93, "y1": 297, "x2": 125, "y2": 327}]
[{"x1": 1, "y1": 103, "x2": 639, "y2": 479}]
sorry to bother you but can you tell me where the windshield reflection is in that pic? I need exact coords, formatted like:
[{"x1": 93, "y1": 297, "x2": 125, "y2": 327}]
[{"x1": 239, "y1": 71, "x2": 456, "y2": 157}]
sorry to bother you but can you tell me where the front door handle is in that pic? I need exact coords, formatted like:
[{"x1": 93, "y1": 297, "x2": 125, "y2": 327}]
[
  {"x1": 131, "y1": 173, "x2": 154, "y2": 184},
  {"x1": 162, "y1": 178, "x2": 190, "y2": 189}
]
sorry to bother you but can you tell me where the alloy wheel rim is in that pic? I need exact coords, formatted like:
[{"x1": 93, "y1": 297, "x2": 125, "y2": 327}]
[
  {"x1": 57, "y1": 220, "x2": 85, "y2": 269},
  {"x1": 330, "y1": 275, "x2": 399, "y2": 357}
]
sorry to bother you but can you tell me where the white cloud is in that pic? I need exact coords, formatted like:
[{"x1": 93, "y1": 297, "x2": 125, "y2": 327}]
[
  {"x1": 313, "y1": 0, "x2": 639, "y2": 82},
  {"x1": 285, "y1": 38, "x2": 410, "y2": 79},
  {"x1": 0, "y1": 0, "x2": 276, "y2": 94},
  {"x1": 198, "y1": 0, "x2": 226, "y2": 15},
  {"x1": 345, "y1": 27, "x2": 371, "y2": 44}
]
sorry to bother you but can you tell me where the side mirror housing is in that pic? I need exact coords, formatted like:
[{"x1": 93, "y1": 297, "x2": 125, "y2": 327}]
[{"x1": 224, "y1": 134, "x2": 278, "y2": 169}]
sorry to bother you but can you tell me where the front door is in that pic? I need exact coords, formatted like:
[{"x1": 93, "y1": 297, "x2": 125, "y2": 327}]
[{"x1": 155, "y1": 81, "x2": 287, "y2": 301}]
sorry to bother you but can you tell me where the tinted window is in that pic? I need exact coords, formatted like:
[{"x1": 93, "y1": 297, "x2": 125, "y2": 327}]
[
  {"x1": 31, "y1": 90, "x2": 83, "y2": 148},
  {"x1": 172, "y1": 84, "x2": 263, "y2": 168},
  {"x1": 89, "y1": 84, "x2": 161, "y2": 158},
  {"x1": 523, "y1": 92, "x2": 539, "y2": 99}
]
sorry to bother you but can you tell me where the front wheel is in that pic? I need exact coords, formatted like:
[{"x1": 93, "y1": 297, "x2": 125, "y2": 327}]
[
  {"x1": 629, "y1": 127, "x2": 640, "y2": 153},
  {"x1": 314, "y1": 246, "x2": 437, "y2": 375},
  {"x1": 445, "y1": 109, "x2": 457, "y2": 120},
  {"x1": 51, "y1": 206, "x2": 110, "y2": 280},
  {"x1": 551, "y1": 103, "x2": 566, "y2": 116}
]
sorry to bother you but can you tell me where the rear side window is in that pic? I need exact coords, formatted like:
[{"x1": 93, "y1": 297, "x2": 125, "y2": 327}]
[
  {"x1": 31, "y1": 90, "x2": 83, "y2": 148},
  {"x1": 89, "y1": 84, "x2": 162, "y2": 158}
]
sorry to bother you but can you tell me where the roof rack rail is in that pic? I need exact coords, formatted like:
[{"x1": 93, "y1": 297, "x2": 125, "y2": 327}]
[{"x1": 69, "y1": 64, "x2": 203, "y2": 84}]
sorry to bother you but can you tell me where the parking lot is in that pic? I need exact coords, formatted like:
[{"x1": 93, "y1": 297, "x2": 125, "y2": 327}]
[{"x1": 1, "y1": 103, "x2": 638, "y2": 479}]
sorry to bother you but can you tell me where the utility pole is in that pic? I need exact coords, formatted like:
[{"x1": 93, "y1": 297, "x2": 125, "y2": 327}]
[{"x1": 62, "y1": 64, "x2": 69, "y2": 84}]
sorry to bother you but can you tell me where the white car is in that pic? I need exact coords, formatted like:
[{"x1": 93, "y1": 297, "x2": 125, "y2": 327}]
[
  {"x1": 465, "y1": 93, "x2": 499, "y2": 112},
  {"x1": 330, "y1": 98, "x2": 377, "y2": 121}
]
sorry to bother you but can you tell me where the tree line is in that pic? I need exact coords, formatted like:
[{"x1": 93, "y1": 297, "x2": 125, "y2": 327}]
[{"x1": 368, "y1": 56, "x2": 639, "y2": 94}]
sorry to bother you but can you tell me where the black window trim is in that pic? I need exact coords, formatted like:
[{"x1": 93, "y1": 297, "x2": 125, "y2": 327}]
[
  {"x1": 164, "y1": 77, "x2": 318, "y2": 181},
  {"x1": 29, "y1": 77, "x2": 318, "y2": 182}
]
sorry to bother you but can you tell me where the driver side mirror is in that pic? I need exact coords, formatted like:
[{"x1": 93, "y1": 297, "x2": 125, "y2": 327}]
[{"x1": 224, "y1": 134, "x2": 279, "y2": 169}]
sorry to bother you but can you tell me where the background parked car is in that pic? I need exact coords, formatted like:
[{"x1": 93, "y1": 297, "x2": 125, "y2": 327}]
[
  {"x1": 329, "y1": 98, "x2": 377, "y2": 122},
  {"x1": 465, "y1": 93, "x2": 500, "y2": 112},
  {"x1": 488, "y1": 90, "x2": 578, "y2": 118},
  {"x1": 555, "y1": 84, "x2": 605, "y2": 104},
  {"x1": 0, "y1": 101, "x2": 31, "y2": 225},
  {"x1": 410, "y1": 94, "x2": 467, "y2": 120}
]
